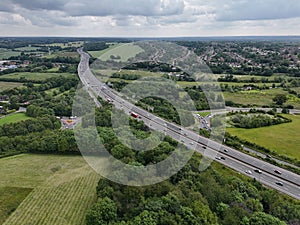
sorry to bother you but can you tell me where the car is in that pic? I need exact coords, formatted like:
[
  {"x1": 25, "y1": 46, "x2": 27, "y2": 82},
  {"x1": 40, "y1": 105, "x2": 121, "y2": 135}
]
[
  {"x1": 275, "y1": 181, "x2": 283, "y2": 186},
  {"x1": 245, "y1": 170, "x2": 252, "y2": 175},
  {"x1": 215, "y1": 157, "x2": 221, "y2": 160},
  {"x1": 254, "y1": 169, "x2": 262, "y2": 174},
  {"x1": 181, "y1": 140, "x2": 184, "y2": 143},
  {"x1": 274, "y1": 170, "x2": 282, "y2": 175},
  {"x1": 224, "y1": 149, "x2": 228, "y2": 153},
  {"x1": 190, "y1": 142, "x2": 194, "y2": 145},
  {"x1": 220, "y1": 156, "x2": 226, "y2": 160},
  {"x1": 202, "y1": 146, "x2": 207, "y2": 149},
  {"x1": 266, "y1": 154, "x2": 272, "y2": 158}
]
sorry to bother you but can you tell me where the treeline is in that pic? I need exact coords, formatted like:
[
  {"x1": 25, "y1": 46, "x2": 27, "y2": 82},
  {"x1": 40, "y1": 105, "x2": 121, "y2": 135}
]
[
  {"x1": 87, "y1": 153, "x2": 300, "y2": 225},
  {"x1": 111, "y1": 73, "x2": 141, "y2": 80},
  {"x1": 0, "y1": 114, "x2": 80, "y2": 156},
  {"x1": 83, "y1": 42, "x2": 109, "y2": 51},
  {"x1": 230, "y1": 114, "x2": 291, "y2": 129},
  {"x1": 8, "y1": 55, "x2": 80, "y2": 64},
  {"x1": 0, "y1": 129, "x2": 79, "y2": 156},
  {"x1": 124, "y1": 61, "x2": 181, "y2": 73}
]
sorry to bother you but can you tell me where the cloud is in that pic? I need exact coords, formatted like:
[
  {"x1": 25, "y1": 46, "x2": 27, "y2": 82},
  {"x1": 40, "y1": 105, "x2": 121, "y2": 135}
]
[
  {"x1": 215, "y1": 0, "x2": 300, "y2": 21},
  {"x1": 64, "y1": 0, "x2": 185, "y2": 17}
]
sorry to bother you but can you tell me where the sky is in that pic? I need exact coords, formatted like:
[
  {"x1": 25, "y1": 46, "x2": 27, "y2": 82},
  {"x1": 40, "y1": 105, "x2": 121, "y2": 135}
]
[{"x1": 0, "y1": 0, "x2": 300, "y2": 37}]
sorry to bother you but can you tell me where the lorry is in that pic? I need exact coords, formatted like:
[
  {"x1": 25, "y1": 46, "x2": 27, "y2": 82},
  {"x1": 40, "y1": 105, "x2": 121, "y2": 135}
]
[{"x1": 130, "y1": 112, "x2": 139, "y2": 118}]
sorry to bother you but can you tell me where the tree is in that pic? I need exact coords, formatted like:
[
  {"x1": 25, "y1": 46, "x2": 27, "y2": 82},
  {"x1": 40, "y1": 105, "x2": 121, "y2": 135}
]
[
  {"x1": 273, "y1": 94, "x2": 287, "y2": 105},
  {"x1": 249, "y1": 212, "x2": 286, "y2": 225},
  {"x1": 86, "y1": 197, "x2": 117, "y2": 225}
]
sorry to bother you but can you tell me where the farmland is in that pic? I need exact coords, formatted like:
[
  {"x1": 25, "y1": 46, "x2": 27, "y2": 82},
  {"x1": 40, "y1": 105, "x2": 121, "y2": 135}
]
[
  {"x1": 0, "y1": 154, "x2": 100, "y2": 225},
  {"x1": 0, "y1": 72, "x2": 75, "y2": 81},
  {"x1": 227, "y1": 114, "x2": 300, "y2": 160},
  {"x1": 0, "y1": 113, "x2": 30, "y2": 126}
]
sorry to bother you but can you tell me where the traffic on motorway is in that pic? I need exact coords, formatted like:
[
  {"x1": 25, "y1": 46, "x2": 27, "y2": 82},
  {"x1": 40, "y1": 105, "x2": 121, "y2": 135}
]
[{"x1": 77, "y1": 48, "x2": 300, "y2": 200}]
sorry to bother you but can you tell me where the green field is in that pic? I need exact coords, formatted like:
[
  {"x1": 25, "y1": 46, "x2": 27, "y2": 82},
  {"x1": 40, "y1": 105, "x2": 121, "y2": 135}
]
[
  {"x1": 40, "y1": 42, "x2": 84, "y2": 49},
  {"x1": 93, "y1": 43, "x2": 144, "y2": 62},
  {"x1": 0, "y1": 72, "x2": 75, "y2": 81},
  {"x1": 14, "y1": 46, "x2": 40, "y2": 51},
  {"x1": 197, "y1": 111, "x2": 211, "y2": 117},
  {"x1": 223, "y1": 88, "x2": 287, "y2": 106},
  {"x1": 44, "y1": 51, "x2": 80, "y2": 59},
  {"x1": 0, "y1": 82, "x2": 23, "y2": 91},
  {"x1": 0, "y1": 113, "x2": 30, "y2": 126},
  {"x1": 0, "y1": 154, "x2": 100, "y2": 225},
  {"x1": 88, "y1": 43, "x2": 124, "y2": 58},
  {"x1": 0, "y1": 49, "x2": 21, "y2": 59},
  {"x1": 227, "y1": 114, "x2": 300, "y2": 160}
]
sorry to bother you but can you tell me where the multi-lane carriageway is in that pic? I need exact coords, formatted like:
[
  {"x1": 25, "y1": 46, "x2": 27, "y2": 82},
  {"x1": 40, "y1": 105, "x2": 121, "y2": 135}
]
[{"x1": 77, "y1": 48, "x2": 300, "y2": 200}]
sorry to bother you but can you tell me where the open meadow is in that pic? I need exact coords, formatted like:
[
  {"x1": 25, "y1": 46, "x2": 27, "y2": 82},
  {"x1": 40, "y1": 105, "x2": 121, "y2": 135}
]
[
  {"x1": 0, "y1": 49, "x2": 21, "y2": 60},
  {"x1": 0, "y1": 72, "x2": 75, "y2": 81},
  {"x1": 91, "y1": 43, "x2": 144, "y2": 62},
  {"x1": 227, "y1": 114, "x2": 300, "y2": 161},
  {"x1": 0, "y1": 113, "x2": 30, "y2": 126},
  {"x1": 0, "y1": 154, "x2": 100, "y2": 225},
  {"x1": 0, "y1": 82, "x2": 23, "y2": 91}
]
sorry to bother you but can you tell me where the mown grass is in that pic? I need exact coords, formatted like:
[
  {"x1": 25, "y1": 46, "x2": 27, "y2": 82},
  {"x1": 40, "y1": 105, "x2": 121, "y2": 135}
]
[
  {"x1": 197, "y1": 112, "x2": 211, "y2": 117},
  {"x1": 227, "y1": 114, "x2": 300, "y2": 160},
  {"x1": 0, "y1": 82, "x2": 23, "y2": 91},
  {"x1": 96, "y1": 43, "x2": 144, "y2": 62},
  {"x1": 88, "y1": 43, "x2": 124, "y2": 58},
  {"x1": 0, "y1": 154, "x2": 101, "y2": 225},
  {"x1": 0, "y1": 72, "x2": 75, "y2": 81},
  {"x1": 0, "y1": 113, "x2": 30, "y2": 126}
]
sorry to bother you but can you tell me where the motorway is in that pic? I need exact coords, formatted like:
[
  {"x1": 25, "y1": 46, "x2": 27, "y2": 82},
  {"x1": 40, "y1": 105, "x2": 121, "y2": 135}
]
[{"x1": 77, "y1": 48, "x2": 300, "y2": 200}]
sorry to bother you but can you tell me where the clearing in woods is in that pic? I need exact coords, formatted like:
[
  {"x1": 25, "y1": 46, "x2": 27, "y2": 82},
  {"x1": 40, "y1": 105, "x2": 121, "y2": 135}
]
[{"x1": 0, "y1": 154, "x2": 101, "y2": 225}]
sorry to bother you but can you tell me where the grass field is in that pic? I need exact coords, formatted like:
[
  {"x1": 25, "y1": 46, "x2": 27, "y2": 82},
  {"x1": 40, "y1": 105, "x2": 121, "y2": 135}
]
[
  {"x1": 0, "y1": 154, "x2": 100, "y2": 225},
  {"x1": 14, "y1": 46, "x2": 40, "y2": 51},
  {"x1": 44, "y1": 51, "x2": 80, "y2": 59},
  {"x1": 93, "y1": 69, "x2": 163, "y2": 83},
  {"x1": 0, "y1": 113, "x2": 30, "y2": 126},
  {"x1": 197, "y1": 112, "x2": 211, "y2": 117},
  {"x1": 0, "y1": 82, "x2": 23, "y2": 91},
  {"x1": 227, "y1": 114, "x2": 300, "y2": 160},
  {"x1": 88, "y1": 43, "x2": 124, "y2": 58},
  {"x1": 40, "y1": 42, "x2": 84, "y2": 49},
  {"x1": 95, "y1": 43, "x2": 144, "y2": 62},
  {"x1": 0, "y1": 72, "x2": 75, "y2": 81},
  {"x1": 0, "y1": 49, "x2": 21, "y2": 59},
  {"x1": 223, "y1": 88, "x2": 287, "y2": 106}
]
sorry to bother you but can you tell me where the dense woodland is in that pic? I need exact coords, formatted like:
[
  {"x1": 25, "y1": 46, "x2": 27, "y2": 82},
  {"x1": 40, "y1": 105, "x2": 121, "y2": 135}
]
[{"x1": 84, "y1": 106, "x2": 300, "y2": 225}]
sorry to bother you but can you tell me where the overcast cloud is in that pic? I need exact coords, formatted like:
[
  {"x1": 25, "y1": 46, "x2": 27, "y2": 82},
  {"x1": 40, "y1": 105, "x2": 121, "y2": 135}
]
[{"x1": 0, "y1": 0, "x2": 299, "y2": 36}]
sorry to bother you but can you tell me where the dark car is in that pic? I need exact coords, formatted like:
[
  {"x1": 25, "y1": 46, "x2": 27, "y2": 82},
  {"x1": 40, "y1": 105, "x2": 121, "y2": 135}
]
[
  {"x1": 274, "y1": 170, "x2": 282, "y2": 175},
  {"x1": 224, "y1": 149, "x2": 228, "y2": 153},
  {"x1": 275, "y1": 181, "x2": 283, "y2": 186},
  {"x1": 254, "y1": 169, "x2": 262, "y2": 174},
  {"x1": 221, "y1": 156, "x2": 226, "y2": 160}
]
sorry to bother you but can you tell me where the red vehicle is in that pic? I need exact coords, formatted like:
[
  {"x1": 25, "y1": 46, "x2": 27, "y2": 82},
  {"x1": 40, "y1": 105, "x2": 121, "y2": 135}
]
[{"x1": 130, "y1": 112, "x2": 139, "y2": 118}]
